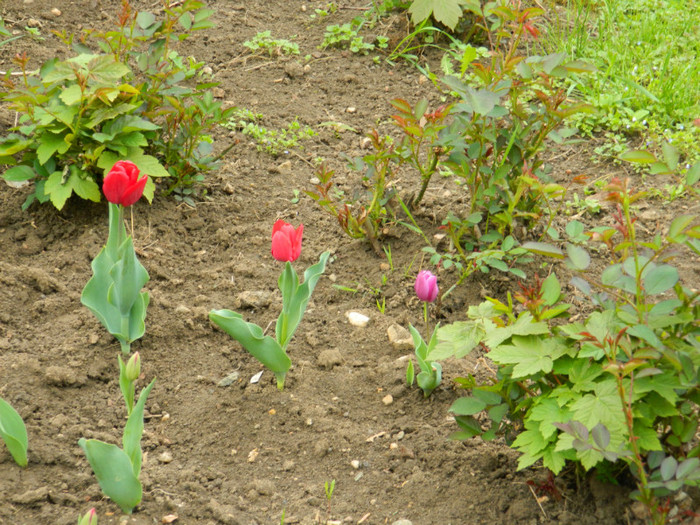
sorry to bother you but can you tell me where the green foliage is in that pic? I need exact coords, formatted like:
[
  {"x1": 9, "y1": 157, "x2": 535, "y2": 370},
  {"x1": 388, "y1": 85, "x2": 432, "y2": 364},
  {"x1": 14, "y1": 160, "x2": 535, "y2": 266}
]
[
  {"x1": 79, "y1": 379, "x2": 155, "y2": 514},
  {"x1": 408, "y1": 0, "x2": 472, "y2": 30},
  {"x1": 210, "y1": 252, "x2": 330, "y2": 390},
  {"x1": 321, "y1": 23, "x2": 386, "y2": 54},
  {"x1": 0, "y1": 0, "x2": 232, "y2": 209},
  {"x1": 407, "y1": 324, "x2": 443, "y2": 397},
  {"x1": 0, "y1": 397, "x2": 28, "y2": 468},
  {"x1": 619, "y1": 143, "x2": 700, "y2": 201},
  {"x1": 439, "y1": 180, "x2": 700, "y2": 523},
  {"x1": 224, "y1": 111, "x2": 316, "y2": 156},
  {"x1": 306, "y1": 133, "x2": 397, "y2": 256},
  {"x1": 540, "y1": 0, "x2": 700, "y2": 159},
  {"x1": 81, "y1": 204, "x2": 149, "y2": 354},
  {"x1": 243, "y1": 31, "x2": 299, "y2": 56}
]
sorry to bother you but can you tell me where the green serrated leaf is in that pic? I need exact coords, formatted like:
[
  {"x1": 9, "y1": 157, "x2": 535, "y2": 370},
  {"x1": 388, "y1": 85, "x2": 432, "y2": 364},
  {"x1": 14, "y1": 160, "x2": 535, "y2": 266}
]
[
  {"x1": 44, "y1": 171, "x2": 73, "y2": 210},
  {"x1": 69, "y1": 171, "x2": 101, "y2": 202},
  {"x1": 409, "y1": 0, "x2": 467, "y2": 30}
]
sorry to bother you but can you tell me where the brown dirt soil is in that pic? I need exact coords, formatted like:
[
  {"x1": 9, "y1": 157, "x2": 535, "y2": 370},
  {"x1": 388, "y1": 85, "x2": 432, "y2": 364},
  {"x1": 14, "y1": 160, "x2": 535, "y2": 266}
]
[{"x1": 1, "y1": 1, "x2": 699, "y2": 525}]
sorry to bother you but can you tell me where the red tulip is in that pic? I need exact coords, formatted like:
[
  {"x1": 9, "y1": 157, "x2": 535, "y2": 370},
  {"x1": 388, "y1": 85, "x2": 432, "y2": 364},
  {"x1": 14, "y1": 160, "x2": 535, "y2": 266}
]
[
  {"x1": 271, "y1": 220, "x2": 303, "y2": 262},
  {"x1": 103, "y1": 160, "x2": 147, "y2": 207},
  {"x1": 415, "y1": 270, "x2": 439, "y2": 303}
]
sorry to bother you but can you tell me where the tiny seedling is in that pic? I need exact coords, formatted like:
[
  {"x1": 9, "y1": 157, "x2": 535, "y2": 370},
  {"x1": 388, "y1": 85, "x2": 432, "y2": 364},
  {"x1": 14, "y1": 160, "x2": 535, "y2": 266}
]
[
  {"x1": 324, "y1": 479, "x2": 336, "y2": 523},
  {"x1": 243, "y1": 31, "x2": 299, "y2": 57}
]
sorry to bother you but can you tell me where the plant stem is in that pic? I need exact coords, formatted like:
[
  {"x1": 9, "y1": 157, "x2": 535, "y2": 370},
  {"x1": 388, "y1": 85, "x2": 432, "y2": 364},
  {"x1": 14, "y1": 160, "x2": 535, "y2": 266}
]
[{"x1": 423, "y1": 302, "x2": 430, "y2": 341}]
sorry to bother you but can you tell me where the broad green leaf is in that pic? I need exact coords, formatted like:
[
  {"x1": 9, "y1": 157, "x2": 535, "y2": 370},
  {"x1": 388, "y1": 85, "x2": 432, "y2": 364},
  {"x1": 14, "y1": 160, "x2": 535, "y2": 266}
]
[
  {"x1": 433, "y1": 320, "x2": 486, "y2": 359},
  {"x1": 37, "y1": 132, "x2": 70, "y2": 166},
  {"x1": 512, "y1": 423, "x2": 549, "y2": 455},
  {"x1": 90, "y1": 54, "x2": 131, "y2": 80},
  {"x1": 619, "y1": 150, "x2": 656, "y2": 164},
  {"x1": 0, "y1": 137, "x2": 33, "y2": 156},
  {"x1": 44, "y1": 171, "x2": 73, "y2": 210},
  {"x1": 530, "y1": 398, "x2": 572, "y2": 440},
  {"x1": 643, "y1": 264, "x2": 678, "y2": 294},
  {"x1": 68, "y1": 171, "x2": 101, "y2": 202},
  {"x1": 484, "y1": 313, "x2": 549, "y2": 349},
  {"x1": 0, "y1": 397, "x2": 28, "y2": 467},
  {"x1": 125, "y1": 152, "x2": 170, "y2": 179},
  {"x1": 488, "y1": 335, "x2": 568, "y2": 378},
  {"x1": 667, "y1": 215, "x2": 695, "y2": 242},
  {"x1": 627, "y1": 324, "x2": 661, "y2": 348},
  {"x1": 3, "y1": 165, "x2": 35, "y2": 182},
  {"x1": 59, "y1": 84, "x2": 83, "y2": 106},
  {"x1": 633, "y1": 421, "x2": 662, "y2": 452},
  {"x1": 78, "y1": 438, "x2": 142, "y2": 513},
  {"x1": 409, "y1": 0, "x2": 466, "y2": 29},
  {"x1": 209, "y1": 309, "x2": 291, "y2": 389},
  {"x1": 540, "y1": 273, "x2": 561, "y2": 306},
  {"x1": 542, "y1": 448, "x2": 567, "y2": 474},
  {"x1": 635, "y1": 373, "x2": 680, "y2": 405},
  {"x1": 660, "y1": 456, "x2": 678, "y2": 481},
  {"x1": 569, "y1": 381, "x2": 626, "y2": 438},
  {"x1": 521, "y1": 241, "x2": 564, "y2": 259},
  {"x1": 676, "y1": 458, "x2": 700, "y2": 480},
  {"x1": 686, "y1": 163, "x2": 700, "y2": 185},
  {"x1": 449, "y1": 396, "x2": 487, "y2": 416},
  {"x1": 565, "y1": 244, "x2": 590, "y2": 270},
  {"x1": 661, "y1": 142, "x2": 679, "y2": 171}
]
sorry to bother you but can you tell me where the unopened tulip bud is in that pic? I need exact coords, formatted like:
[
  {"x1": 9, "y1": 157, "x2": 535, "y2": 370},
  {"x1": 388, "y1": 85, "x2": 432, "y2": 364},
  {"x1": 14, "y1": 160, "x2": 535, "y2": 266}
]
[
  {"x1": 125, "y1": 352, "x2": 140, "y2": 382},
  {"x1": 78, "y1": 508, "x2": 98, "y2": 525}
]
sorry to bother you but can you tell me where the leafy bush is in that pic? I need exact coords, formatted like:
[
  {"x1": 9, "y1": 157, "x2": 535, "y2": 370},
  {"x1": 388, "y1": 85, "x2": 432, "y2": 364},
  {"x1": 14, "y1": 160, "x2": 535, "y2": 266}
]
[
  {"x1": 0, "y1": 0, "x2": 233, "y2": 210},
  {"x1": 437, "y1": 180, "x2": 700, "y2": 524}
]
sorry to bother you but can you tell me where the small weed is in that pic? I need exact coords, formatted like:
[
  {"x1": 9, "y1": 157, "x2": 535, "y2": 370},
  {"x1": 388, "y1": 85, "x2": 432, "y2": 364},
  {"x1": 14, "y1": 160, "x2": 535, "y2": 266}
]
[
  {"x1": 243, "y1": 31, "x2": 299, "y2": 57},
  {"x1": 224, "y1": 111, "x2": 316, "y2": 156}
]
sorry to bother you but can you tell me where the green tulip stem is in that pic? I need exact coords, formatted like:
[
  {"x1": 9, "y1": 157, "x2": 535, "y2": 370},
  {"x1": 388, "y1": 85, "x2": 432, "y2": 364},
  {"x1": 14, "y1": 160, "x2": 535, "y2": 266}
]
[
  {"x1": 107, "y1": 203, "x2": 132, "y2": 354},
  {"x1": 106, "y1": 203, "x2": 125, "y2": 255},
  {"x1": 423, "y1": 301, "x2": 430, "y2": 341}
]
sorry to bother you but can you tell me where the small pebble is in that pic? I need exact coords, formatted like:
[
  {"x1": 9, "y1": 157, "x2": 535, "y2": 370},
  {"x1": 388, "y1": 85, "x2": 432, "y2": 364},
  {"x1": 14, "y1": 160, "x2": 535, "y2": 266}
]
[
  {"x1": 346, "y1": 311, "x2": 369, "y2": 327},
  {"x1": 382, "y1": 394, "x2": 393, "y2": 405},
  {"x1": 51, "y1": 7, "x2": 62, "y2": 16},
  {"x1": 346, "y1": 107, "x2": 357, "y2": 113},
  {"x1": 158, "y1": 451, "x2": 173, "y2": 464},
  {"x1": 350, "y1": 460, "x2": 360, "y2": 469}
]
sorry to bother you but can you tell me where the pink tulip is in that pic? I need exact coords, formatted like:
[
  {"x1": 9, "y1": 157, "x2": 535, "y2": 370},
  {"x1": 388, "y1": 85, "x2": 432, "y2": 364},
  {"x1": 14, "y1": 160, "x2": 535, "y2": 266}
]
[{"x1": 414, "y1": 270, "x2": 438, "y2": 303}]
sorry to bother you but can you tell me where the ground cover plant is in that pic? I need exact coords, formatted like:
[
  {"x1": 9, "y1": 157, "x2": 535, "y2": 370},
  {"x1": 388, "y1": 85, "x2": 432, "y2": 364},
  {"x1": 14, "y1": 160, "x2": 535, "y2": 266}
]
[{"x1": 0, "y1": 0, "x2": 699, "y2": 524}]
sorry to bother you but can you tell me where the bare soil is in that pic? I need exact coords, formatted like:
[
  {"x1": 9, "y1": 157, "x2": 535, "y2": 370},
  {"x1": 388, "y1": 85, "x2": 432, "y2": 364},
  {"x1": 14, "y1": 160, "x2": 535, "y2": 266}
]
[{"x1": 1, "y1": 1, "x2": 698, "y2": 525}]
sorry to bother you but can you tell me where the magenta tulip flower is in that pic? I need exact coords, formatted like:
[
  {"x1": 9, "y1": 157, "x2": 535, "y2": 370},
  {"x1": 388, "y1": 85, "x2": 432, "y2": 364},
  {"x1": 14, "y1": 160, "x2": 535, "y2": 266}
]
[{"x1": 415, "y1": 270, "x2": 438, "y2": 303}]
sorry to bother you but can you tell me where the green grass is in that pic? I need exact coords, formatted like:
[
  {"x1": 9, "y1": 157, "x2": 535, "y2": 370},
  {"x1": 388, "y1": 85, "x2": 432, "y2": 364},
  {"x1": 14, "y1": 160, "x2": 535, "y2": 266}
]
[{"x1": 541, "y1": 0, "x2": 699, "y2": 158}]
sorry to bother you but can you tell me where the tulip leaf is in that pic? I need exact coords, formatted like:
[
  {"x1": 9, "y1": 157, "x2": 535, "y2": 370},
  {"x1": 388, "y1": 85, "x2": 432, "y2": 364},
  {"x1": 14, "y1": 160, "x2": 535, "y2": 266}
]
[
  {"x1": 276, "y1": 251, "x2": 330, "y2": 349},
  {"x1": 123, "y1": 378, "x2": 155, "y2": 477},
  {"x1": 0, "y1": 397, "x2": 28, "y2": 467},
  {"x1": 209, "y1": 309, "x2": 292, "y2": 389},
  {"x1": 81, "y1": 204, "x2": 149, "y2": 354},
  {"x1": 79, "y1": 438, "x2": 142, "y2": 514}
]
